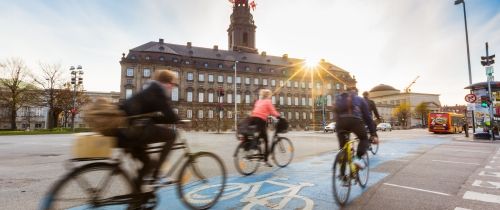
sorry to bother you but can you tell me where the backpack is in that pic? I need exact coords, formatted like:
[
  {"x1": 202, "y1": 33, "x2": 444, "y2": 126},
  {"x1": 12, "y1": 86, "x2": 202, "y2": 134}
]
[{"x1": 81, "y1": 98, "x2": 127, "y2": 136}]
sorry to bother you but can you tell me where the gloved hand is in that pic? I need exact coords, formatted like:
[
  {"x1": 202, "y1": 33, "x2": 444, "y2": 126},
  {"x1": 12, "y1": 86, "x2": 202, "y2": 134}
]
[{"x1": 370, "y1": 135, "x2": 379, "y2": 144}]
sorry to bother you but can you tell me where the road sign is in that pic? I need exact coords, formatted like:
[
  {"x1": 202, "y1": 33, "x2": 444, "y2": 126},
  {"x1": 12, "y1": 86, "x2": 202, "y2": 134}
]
[
  {"x1": 486, "y1": 66, "x2": 494, "y2": 76},
  {"x1": 465, "y1": 94, "x2": 477, "y2": 103},
  {"x1": 467, "y1": 103, "x2": 475, "y2": 111}
]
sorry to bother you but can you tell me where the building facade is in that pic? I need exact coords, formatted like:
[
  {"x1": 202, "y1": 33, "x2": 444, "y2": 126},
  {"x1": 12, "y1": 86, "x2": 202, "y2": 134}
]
[
  {"x1": 369, "y1": 84, "x2": 441, "y2": 128},
  {"x1": 119, "y1": 2, "x2": 356, "y2": 131}
]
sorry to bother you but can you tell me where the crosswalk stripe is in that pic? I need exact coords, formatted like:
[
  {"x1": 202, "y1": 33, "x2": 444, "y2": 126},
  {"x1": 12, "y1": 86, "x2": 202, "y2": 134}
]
[{"x1": 463, "y1": 191, "x2": 500, "y2": 204}]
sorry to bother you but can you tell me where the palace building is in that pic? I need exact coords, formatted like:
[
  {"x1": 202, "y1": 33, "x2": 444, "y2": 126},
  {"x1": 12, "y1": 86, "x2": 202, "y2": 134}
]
[{"x1": 119, "y1": 1, "x2": 356, "y2": 131}]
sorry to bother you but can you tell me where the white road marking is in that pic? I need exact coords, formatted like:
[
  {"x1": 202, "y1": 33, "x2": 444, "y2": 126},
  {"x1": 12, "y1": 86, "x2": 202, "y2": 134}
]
[
  {"x1": 392, "y1": 159, "x2": 409, "y2": 162},
  {"x1": 437, "y1": 149, "x2": 491, "y2": 154},
  {"x1": 463, "y1": 191, "x2": 500, "y2": 204},
  {"x1": 431, "y1": 160, "x2": 480, "y2": 165},
  {"x1": 472, "y1": 180, "x2": 500, "y2": 189},
  {"x1": 454, "y1": 207, "x2": 471, "y2": 210},
  {"x1": 383, "y1": 183, "x2": 450, "y2": 196},
  {"x1": 485, "y1": 165, "x2": 500, "y2": 169},
  {"x1": 479, "y1": 171, "x2": 500, "y2": 178}
]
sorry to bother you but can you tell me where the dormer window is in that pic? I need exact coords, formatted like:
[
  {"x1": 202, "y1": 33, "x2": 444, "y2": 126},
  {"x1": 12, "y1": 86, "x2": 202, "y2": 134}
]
[
  {"x1": 159, "y1": 46, "x2": 165, "y2": 51},
  {"x1": 204, "y1": 63, "x2": 209, "y2": 68},
  {"x1": 145, "y1": 56, "x2": 150, "y2": 60},
  {"x1": 218, "y1": 63, "x2": 223, "y2": 69},
  {"x1": 258, "y1": 67, "x2": 262, "y2": 72},
  {"x1": 185, "y1": 60, "x2": 190, "y2": 65},
  {"x1": 245, "y1": 66, "x2": 250, "y2": 71},
  {"x1": 159, "y1": 56, "x2": 165, "y2": 61},
  {"x1": 173, "y1": 58, "x2": 179, "y2": 63},
  {"x1": 131, "y1": 55, "x2": 136, "y2": 60}
]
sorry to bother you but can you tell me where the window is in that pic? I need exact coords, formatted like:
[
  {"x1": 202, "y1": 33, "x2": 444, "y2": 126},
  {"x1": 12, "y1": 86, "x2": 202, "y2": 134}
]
[
  {"x1": 219, "y1": 110, "x2": 224, "y2": 119},
  {"x1": 272, "y1": 96, "x2": 276, "y2": 104},
  {"x1": 218, "y1": 63, "x2": 223, "y2": 69},
  {"x1": 310, "y1": 112, "x2": 313, "y2": 120},
  {"x1": 301, "y1": 82, "x2": 305, "y2": 89},
  {"x1": 294, "y1": 97, "x2": 299, "y2": 106},
  {"x1": 280, "y1": 80, "x2": 284, "y2": 87},
  {"x1": 294, "y1": 81, "x2": 298, "y2": 88},
  {"x1": 258, "y1": 67, "x2": 262, "y2": 72},
  {"x1": 288, "y1": 112, "x2": 292, "y2": 120},
  {"x1": 245, "y1": 77, "x2": 250, "y2": 85},
  {"x1": 198, "y1": 110, "x2": 204, "y2": 118},
  {"x1": 279, "y1": 96, "x2": 284, "y2": 105},
  {"x1": 330, "y1": 112, "x2": 334, "y2": 120},
  {"x1": 316, "y1": 82, "x2": 321, "y2": 89},
  {"x1": 245, "y1": 66, "x2": 250, "y2": 71},
  {"x1": 187, "y1": 110, "x2": 192, "y2": 118},
  {"x1": 236, "y1": 76, "x2": 241, "y2": 84},
  {"x1": 208, "y1": 74, "x2": 214, "y2": 82},
  {"x1": 227, "y1": 76, "x2": 233, "y2": 83},
  {"x1": 308, "y1": 82, "x2": 313, "y2": 89},
  {"x1": 143, "y1": 68, "x2": 151, "y2": 77},
  {"x1": 327, "y1": 83, "x2": 332, "y2": 89},
  {"x1": 126, "y1": 68, "x2": 134, "y2": 77},
  {"x1": 236, "y1": 93, "x2": 241, "y2": 103},
  {"x1": 125, "y1": 89, "x2": 133, "y2": 99},
  {"x1": 227, "y1": 93, "x2": 233, "y2": 103},
  {"x1": 204, "y1": 63, "x2": 209, "y2": 68},
  {"x1": 159, "y1": 56, "x2": 165, "y2": 61},
  {"x1": 327, "y1": 95, "x2": 332, "y2": 106},
  {"x1": 287, "y1": 81, "x2": 291, "y2": 87},
  {"x1": 126, "y1": 79, "x2": 133, "y2": 85},
  {"x1": 263, "y1": 79, "x2": 268, "y2": 86},
  {"x1": 336, "y1": 83, "x2": 340, "y2": 90},
  {"x1": 245, "y1": 94, "x2": 250, "y2": 104},
  {"x1": 173, "y1": 58, "x2": 179, "y2": 63},
  {"x1": 295, "y1": 112, "x2": 299, "y2": 119},
  {"x1": 185, "y1": 60, "x2": 190, "y2": 65},
  {"x1": 145, "y1": 56, "x2": 150, "y2": 60},
  {"x1": 208, "y1": 110, "x2": 214, "y2": 118},
  {"x1": 208, "y1": 92, "x2": 214, "y2": 103},
  {"x1": 344, "y1": 84, "x2": 347, "y2": 90},
  {"x1": 173, "y1": 108, "x2": 178, "y2": 115},
  {"x1": 228, "y1": 111, "x2": 233, "y2": 119},
  {"x1": 303, "y1": 112, "x2": 307, "y2": 120},
  {"x1": 301, "y1": 97, "x2": 306, "y2": 106},
  {"x1": 198, "y1": 92, "x2": 204, "y2": 102},
  {"x1": 187, "y1": 72, "x2": 194, "y2": 81},
  {"x1": 218, "y1": 75, "x2": 223, "y2": 83},
  {"x1": 287, "y1": 96, "x2": 292, "y2": 105},
  {"x1": 271, "y1": 80, "x2": 276, "y2": 86},
  {"x1": 172, "y1": 87, "x2": 179, "y2": 101},
  {"x1": 187, "y1": 90, "x2": 193, "y2": 102},
  {"x1": 309, "y1": 97, "x2": 313, "y2": 106},
  {"x1": 198, "y1": 73, "x2": 205, "y2": 82},
  {"x1": 254, "y1": 78, "x2": 259, "y2": 85}
]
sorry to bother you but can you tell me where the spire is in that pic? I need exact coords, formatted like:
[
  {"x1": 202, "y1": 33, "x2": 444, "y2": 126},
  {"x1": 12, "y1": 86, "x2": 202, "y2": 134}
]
[{"x1": 228, "y1": 0, "x2": 258, "y2": 53}]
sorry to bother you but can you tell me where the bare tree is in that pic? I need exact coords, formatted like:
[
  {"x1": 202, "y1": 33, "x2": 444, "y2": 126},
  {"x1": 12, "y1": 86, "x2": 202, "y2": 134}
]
[
  {"x1": 34, "y1": 62, "x2": 64, "y2": 129},
  {"x1": 0, "y1": 58, "x2": 37, "y2": 130}
]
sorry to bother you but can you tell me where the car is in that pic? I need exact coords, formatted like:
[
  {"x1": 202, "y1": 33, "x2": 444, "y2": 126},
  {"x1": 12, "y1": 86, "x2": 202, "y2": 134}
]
[
  {"x1": 377, "y1": 123, "x2": 392, "y2": 131},
  {"x1": 324, "y1": 122, "x2": 336, "y2": 133}
]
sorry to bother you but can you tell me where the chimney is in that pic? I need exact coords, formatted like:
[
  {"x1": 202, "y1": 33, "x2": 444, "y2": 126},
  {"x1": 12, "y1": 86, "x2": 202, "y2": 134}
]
[
  {"x1": 159, "y1": 38, "x2": 164, "y2": 44},
  {"x1": 187, "y1": 42, "x2": 192, "y2": 48},
  {"x1": 261, "y1": 51, "x2": 266, "y2": 56},
  {"x1": 213, "y1": 45, "x2": 218, "y2": 51},
  {"x1": 282, "y1": 54, "x2": 288, "y2": 60}
]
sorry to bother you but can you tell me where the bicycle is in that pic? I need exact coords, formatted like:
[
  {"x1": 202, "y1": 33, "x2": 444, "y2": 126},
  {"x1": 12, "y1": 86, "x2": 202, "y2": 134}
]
[
  {"x1": 368, "y1": 137, "x2": 379, "y2": 155},
  {"x1": 332, "y1": 132, "x2": 370, "y2": 206},
  {"x1": 233, "y1": 118, "x2": 294, "y2": 176},
  {"x1": 40, "y1": 114, "x2": 227, "y2": 210}
]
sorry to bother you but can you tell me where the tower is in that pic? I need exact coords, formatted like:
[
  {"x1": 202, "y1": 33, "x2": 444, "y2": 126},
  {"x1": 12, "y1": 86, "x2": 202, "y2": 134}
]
[{"x1": 227, "y1": 0, "x2": 257, "y2": 53}]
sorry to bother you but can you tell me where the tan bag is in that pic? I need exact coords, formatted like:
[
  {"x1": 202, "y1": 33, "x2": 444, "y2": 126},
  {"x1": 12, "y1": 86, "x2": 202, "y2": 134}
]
[
  {"x1": 81, "y1": 98, "x2": 126, "y2": 135},
  {"x1": 72, "y1": 134, "x2": 116, "y2": 159}
]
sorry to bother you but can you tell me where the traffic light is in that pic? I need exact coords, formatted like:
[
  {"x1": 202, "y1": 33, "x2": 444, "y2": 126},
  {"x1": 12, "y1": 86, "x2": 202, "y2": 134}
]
[
  {"x1": 481, "y1": 54, "x2": 495, "y2": 66},
  {"x1": 481, "y1": 96, "x2": 490, "y2": 107}
]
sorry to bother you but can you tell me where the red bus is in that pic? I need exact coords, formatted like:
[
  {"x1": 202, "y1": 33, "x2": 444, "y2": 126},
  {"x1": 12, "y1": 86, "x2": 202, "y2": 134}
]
[{"x1": 428, "y1": 112, "x2": 464, "y2": 134}]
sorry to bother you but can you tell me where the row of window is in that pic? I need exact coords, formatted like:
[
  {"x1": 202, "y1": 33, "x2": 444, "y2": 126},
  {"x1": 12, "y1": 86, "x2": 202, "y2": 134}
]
[
  {"x1": 178, "y1": 109, "x2": 335, "y2": 120},
  {"x1": 125, "y1": 68, "x2": 347, "y2": 90}
]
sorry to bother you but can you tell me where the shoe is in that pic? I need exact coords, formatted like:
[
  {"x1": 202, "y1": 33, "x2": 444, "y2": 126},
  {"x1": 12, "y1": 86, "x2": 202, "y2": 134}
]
[{"x1": 353, "y1": 157, "x2": 365, "y2": 169}]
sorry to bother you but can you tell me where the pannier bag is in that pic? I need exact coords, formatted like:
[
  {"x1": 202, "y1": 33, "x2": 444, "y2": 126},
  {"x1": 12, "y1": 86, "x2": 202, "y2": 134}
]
[
  {"x1": 276, "y1": 117, "x2": 289, "y2": 133},
  {"x1": 72, "y1": 134, "x2": 116, "y2": 159},
  {"x1": 237, "y1": 117, "x2": 259, "y2": 140}
]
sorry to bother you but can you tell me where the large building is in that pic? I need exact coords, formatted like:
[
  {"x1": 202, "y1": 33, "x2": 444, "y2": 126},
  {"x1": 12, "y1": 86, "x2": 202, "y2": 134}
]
[
  {"x1": 119, "y1": 2, "x2": 356, "y2": 131},
  {"x1": 368, "y1": 84, "x2": 441, "y2": 128}
]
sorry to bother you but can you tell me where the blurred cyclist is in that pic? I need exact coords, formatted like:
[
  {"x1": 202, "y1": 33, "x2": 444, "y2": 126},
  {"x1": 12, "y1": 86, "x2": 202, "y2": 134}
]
[
  {"x1": 362, "y1": 91, "x2": 381, "y2": 124},
  {"x1": 334, "y1": 87, "x2": 378, "y2": 169},
  {"x1": 249, "y1": 89, "x2": 280, "y2": 167}
]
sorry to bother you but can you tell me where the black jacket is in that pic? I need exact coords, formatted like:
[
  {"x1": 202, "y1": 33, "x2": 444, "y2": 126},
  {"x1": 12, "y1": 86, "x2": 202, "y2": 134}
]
[{"x1": 364, "y1": 98, "x2": 381, "y2": 120}]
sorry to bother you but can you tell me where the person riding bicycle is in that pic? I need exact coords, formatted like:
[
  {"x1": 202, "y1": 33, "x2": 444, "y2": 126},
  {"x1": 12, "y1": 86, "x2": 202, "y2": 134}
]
[
  {"x1": 249, "y1": 89, "x2": 280, "y2": 167},
  {"x1": 362, "y1": 91, "x2": 381, "y2": 124},
  {"x1": 118, "y1": 69, "x2": 180, "y2": 190},
  {"x1": 334, "y1": 87, "x2": 378, "y2": 169}
]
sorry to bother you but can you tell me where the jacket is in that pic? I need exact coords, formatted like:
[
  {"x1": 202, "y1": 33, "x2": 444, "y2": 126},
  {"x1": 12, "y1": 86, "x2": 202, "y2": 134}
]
[{"x1": 334, "y1": 92, "x2": 376, "y2": 134}]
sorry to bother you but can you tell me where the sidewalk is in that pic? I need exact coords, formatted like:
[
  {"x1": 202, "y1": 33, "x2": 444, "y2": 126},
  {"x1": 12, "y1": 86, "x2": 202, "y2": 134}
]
[{"x1": 453, "y1": 134, "x2": 500, "y2": 143}]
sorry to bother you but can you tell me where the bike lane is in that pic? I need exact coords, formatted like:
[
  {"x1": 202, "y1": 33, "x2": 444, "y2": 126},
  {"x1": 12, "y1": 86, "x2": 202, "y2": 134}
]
[{"x1": 156, "y1": 137, "x2": 448, "y2": 210}]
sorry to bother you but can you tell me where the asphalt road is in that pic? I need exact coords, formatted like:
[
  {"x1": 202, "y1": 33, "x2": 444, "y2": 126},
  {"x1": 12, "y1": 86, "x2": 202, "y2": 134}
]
[{"x1": 1, "y1": 129, "x2": 499, "y2": 210}]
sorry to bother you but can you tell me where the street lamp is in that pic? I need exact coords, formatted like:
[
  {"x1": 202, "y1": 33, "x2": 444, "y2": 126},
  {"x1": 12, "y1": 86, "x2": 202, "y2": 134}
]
[
  {"x1": 70, "y1": 65, "x2": 83, "y2": 132},
  {"x1": 454, "y1": 0, "x2": 476, "y2": 133},
  {"x1": 234, "y1": 61, "x2": 238, "y2": 132}
]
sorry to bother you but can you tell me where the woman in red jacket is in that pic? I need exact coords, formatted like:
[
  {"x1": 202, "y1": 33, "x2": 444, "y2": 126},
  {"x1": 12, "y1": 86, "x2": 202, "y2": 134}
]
[{"x1": 249, "y1": 89, "x2": 280, "y2": 166}]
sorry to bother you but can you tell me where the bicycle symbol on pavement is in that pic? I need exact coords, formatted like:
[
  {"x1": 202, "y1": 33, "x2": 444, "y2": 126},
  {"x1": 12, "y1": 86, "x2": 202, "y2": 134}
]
[{"x1": 185, "y1": 177, "x2": 315, "y2": 210}]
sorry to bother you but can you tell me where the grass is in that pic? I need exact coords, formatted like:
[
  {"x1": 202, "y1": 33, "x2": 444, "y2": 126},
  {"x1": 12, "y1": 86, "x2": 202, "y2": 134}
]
[{"x1": 0, "y1": 128, "x2": 92, "y2": 136}]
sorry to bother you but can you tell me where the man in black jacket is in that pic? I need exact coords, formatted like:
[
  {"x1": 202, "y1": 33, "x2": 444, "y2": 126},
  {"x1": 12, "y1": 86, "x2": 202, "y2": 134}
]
[
  {"x1": 119, "y1": 69, "x2": 180, "y2": 190},
  {"x1": 363, "y1": 91, "x2": 381, "y2": 123}
]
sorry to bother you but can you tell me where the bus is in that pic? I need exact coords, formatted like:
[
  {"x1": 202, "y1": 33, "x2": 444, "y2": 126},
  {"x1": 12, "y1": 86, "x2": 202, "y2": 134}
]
[{"x1": 428, "y1": 112, "x2": 464, "y2": 134}]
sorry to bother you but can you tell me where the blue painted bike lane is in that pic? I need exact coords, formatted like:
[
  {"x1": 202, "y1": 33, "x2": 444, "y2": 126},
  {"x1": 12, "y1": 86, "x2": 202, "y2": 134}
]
[{"x1": 155, "y1": 137, "x2": 449, "y2": 209}]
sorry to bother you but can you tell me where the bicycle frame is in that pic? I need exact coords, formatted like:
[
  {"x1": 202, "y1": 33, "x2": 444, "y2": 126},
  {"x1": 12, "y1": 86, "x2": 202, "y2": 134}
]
[{"x1": 340, "y1": 139, "x2": 358, "y2": 176}]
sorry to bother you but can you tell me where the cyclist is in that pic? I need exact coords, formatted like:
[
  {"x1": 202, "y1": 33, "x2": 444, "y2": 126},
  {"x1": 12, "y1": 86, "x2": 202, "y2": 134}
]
[
  {"x1": 362, "y1": 91, "x2": 381, "y2": 123},
  {"x1": 118, "y1": 69, "x2": 180, "y2": 190},
  {"x1": 249, "y1": 89, "x2": 280, "y2": 167},
  {"x1": 334, "y1": 87, "x2": 378, "y2": 169}
]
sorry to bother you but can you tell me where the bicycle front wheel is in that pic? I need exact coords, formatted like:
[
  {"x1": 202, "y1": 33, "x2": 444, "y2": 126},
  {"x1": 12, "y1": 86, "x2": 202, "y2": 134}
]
[
  {"x1": 332, "y1": 150, "x2": 352, "y2": 206},
  {"x1": 40, "y1": 162, "x2": 135, "y2": 210},
  {"x1": 272, "y1": 137, "x2": 294, "y2": 167},
  {"x1": 177, "y1": 151, "x2": 227, "y2": 210},
  {"x1": 234, "y1": 140, "x2": 261, "y2": 175},
  {"x1": 370, "y1": 142, "x2": 379, "y2": 155},
  {"x1": 356, "y1": 153, "x2": 369, "y2": 188}
]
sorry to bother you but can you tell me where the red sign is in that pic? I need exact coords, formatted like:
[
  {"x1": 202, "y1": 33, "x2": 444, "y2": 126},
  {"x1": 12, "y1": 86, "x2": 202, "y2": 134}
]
[{"x1": 464, "y1": 94, "x2": 477, "y2": 103}]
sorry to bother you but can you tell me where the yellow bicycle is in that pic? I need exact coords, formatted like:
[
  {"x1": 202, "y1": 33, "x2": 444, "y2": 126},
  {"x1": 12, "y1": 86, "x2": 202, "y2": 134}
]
[{"x1": 332, "y1": 134, "x2": 369, "y2": 206}]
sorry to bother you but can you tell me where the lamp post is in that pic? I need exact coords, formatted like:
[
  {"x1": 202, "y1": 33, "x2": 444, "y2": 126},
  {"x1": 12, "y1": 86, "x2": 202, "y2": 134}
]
[
  {"x1": 234, "y1": 61, "x2": 238, "y2": 132},
  {"x1": 70, "y1": 65, "x2": 83, "y2": 132},
  {"x1": 455, "y1": 0, "x2": 476, "y2": 133}
]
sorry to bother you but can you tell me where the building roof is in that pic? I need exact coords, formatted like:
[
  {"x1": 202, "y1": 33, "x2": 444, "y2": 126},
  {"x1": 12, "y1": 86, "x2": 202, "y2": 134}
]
[
  {"x1": 128, "y1": 40, "x2": 349, "y2": 72},
  {"x1": 370, "y1": 84, "x2": 399, "y2": 92},
  {"x1": 464, "y1": 81, "x2": 500, "y2": 90}
]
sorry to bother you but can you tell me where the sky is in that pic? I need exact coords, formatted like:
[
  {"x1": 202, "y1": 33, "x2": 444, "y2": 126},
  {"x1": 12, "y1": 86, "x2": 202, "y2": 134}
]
[{"x1": 0, "y1": 0, "x2": 499, "y2": 106}]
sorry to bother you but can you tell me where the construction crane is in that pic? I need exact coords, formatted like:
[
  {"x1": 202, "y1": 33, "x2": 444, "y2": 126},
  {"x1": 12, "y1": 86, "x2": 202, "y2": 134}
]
[{"x1": 404, "y1": 76, "x2": 420, "y2": 93}]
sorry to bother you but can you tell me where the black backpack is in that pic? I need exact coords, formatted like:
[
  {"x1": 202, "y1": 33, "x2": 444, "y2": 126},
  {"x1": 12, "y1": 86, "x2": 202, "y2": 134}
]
[{"x1": 276, "y1": 117, "x2": 289, "y2": 133}]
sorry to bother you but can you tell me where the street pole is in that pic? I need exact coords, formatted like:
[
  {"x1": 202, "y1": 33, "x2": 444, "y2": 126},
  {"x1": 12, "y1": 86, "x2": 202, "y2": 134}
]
[
  {"x1": 455, "y1": 0, "x2": 476, "y2": 133},
  {"x1": 70, "y1": 65, "x2": 83, "y2": 132},
  {"x1": 485, "y1": 42, "x2": 494, "y2": 141},
  {"x1": 234, "y1": 61, "x2": 238, "y2": 132}
]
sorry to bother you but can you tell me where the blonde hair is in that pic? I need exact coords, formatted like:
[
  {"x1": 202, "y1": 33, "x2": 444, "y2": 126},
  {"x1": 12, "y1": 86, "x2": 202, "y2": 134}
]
[
  {"x1": 259, "y1": 89, "x2": 272, "y2": 99},
  {"x1": 153, "y1": 69, "x2": 178, "y2": 84}
]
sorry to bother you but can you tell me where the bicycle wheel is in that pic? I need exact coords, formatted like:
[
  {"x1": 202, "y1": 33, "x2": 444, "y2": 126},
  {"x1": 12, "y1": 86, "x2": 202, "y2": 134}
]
[
  {"x1": 234, "y1": 140, "x2": 261, "y2": 175},
  {"x1": 177, "y1": 151, "x2": 227, "y2": 210},
  {"x1": 332, "y1": 150, "x2": 352, "y2": 206},
  {"x1": 40, "y1": 162, "x2": 135, "y2": 210},
  {"x1": 356, "y1": 153, "x2": 369, "y2": 188},
  {"x1": 272, "y1": 137, "x2": 294, "y2": 167},
  {"x1": 370, "y1": 142, "x2": 379, "y2": 155}
]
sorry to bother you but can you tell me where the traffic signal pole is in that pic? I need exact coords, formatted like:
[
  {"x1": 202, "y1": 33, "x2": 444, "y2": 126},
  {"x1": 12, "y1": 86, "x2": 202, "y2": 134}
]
[{"x1": 484, "y1": 42, "x2": 495, "y2": 141}]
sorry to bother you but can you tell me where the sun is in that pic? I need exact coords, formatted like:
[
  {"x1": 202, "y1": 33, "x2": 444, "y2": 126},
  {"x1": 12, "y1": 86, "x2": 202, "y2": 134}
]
[{"x1": 304, "y1": 57, "x2": 321, "y2": 69}]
